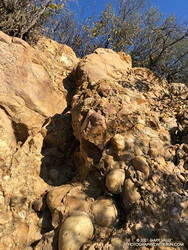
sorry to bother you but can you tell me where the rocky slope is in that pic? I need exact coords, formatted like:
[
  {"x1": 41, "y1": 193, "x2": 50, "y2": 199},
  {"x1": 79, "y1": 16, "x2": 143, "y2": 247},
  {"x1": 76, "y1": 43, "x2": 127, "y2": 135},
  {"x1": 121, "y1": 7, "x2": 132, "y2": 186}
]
[{"x1": 0, "y1": 31, "x2": 187, "y2": 250}]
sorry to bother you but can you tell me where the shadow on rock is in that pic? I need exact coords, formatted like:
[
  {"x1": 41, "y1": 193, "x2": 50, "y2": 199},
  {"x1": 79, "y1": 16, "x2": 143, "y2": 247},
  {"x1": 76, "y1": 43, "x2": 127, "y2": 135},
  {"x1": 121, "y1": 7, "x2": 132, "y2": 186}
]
[
  {"x1": 40, "y1": 112, "x2": 79, "y2": 186},
  {"x1": 63, "y1": 74, "x2": 77, "y2": 110}
]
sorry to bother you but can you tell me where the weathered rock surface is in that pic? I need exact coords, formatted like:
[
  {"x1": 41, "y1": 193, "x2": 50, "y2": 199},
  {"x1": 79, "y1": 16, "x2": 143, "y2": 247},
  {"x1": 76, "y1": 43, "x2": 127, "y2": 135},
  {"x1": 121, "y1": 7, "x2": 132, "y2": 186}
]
[
  {"x1": 74, "y1": 48, "x2": 132, "y2": 86},
  {"x1": 35, "y1": 36, "x2": 79, "y2": 91},
  {"x1": 0, "y1": 31, "x2": 78, "y2": 250},
  {"x1": 92, "y1": 198, "x2": 118, "y2": 227},
  {"x1": 71, "y1": 50, "x2": 170, "y2": 179},
  {"x1": 105, "y1": 168, "x2": 125, "y2": 194},
  {"x1": 71, "y1": 48, "x2": 188, "y2": 248},
  {"x1": 0, "y1": 31, "x2": 68, "y2": 135},
  {"x1": 58, "y1": 212, "x2": 94, "y2": 250},
  {"x1": 0, "y1": 32, "x2": 188, "y2": 249}
]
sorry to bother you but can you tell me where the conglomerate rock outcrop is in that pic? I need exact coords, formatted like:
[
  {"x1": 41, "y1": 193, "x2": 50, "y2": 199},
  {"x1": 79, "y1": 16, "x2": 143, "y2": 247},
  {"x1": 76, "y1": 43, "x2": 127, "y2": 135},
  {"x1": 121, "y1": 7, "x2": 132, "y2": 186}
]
[
  {"x1": 0, "y1": 31, "x2": 187, "y2": 250},
  {"x1": 70, "y1": 49, "x2": 188, "y2": 249}
]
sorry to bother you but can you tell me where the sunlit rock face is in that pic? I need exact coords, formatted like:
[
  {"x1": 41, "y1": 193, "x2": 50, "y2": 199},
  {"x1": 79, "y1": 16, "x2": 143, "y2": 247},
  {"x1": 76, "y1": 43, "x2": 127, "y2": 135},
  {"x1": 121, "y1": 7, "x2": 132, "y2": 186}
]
[
  {"x1": 0, "y1": 31, "x2": 188, "y2": 249},
  {"x1": 71, "y1": 48, "x2": 171, "y2": 178},
  {"x1": 71, "y1": 48, "x2": 188, "y2": 248},
  {"x1": 0, "y1": 31, "x2": 78, "y2": 250}
]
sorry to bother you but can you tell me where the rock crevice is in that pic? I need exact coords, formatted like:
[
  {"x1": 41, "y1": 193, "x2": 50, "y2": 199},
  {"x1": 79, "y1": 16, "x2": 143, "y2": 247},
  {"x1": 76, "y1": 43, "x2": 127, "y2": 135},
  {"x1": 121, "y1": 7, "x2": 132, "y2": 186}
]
[{"x1": 0, "y1": 32, "x2": 187, "y2": 250}]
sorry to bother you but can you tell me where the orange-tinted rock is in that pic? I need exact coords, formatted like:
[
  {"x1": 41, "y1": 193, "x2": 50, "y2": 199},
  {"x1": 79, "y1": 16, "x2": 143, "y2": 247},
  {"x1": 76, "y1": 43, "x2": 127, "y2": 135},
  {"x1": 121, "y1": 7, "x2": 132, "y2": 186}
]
[
  {"x1": 74, "y1": 48, "x2": 132, "y2": 86},
  {"x1": 0, "y1": 31, "x2": 70, "y2": 136},
  {"x1": 0, "y1": 31, "x2": 79, "y2": 249}
]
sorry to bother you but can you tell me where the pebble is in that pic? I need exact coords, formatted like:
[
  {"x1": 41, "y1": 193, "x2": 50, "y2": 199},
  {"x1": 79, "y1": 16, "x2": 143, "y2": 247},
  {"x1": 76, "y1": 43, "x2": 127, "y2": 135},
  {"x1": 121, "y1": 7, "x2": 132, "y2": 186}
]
[
  {"x1": 131, "y1": 156, "x2": 150, "y2": 177},
  {"x1": 92, "y1": 198, "x2": 118, "y2": 227},
  {"x1": 105, "y1": 169, "x2": 125, "y2": 194},
  {"x1": 59, "y1": 212, "x2": 94, "y2": 250}
]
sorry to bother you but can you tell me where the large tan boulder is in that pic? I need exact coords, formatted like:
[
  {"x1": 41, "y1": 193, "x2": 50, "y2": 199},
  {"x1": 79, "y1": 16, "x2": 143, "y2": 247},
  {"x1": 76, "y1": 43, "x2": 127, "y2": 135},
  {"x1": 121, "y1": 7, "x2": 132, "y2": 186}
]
[
  {"x1": 74, "y1": 48, "x2": 132, "y2": 85},
  {"x1": 0, "y1": 31, "x2": 71, "y2": 136}
]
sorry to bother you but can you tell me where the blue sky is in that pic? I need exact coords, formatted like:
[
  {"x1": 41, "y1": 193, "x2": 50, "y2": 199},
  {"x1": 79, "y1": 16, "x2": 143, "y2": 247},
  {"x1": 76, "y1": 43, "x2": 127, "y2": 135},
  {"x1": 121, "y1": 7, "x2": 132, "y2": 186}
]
[
  {"x1": 68, "y1": 0, "x2": 188, "y2": 22},
  {"x1": 150, "y1": 0, "x2": 188, "y2": 21}
]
